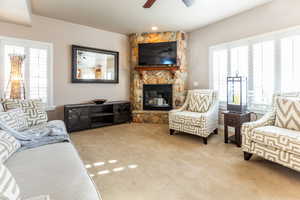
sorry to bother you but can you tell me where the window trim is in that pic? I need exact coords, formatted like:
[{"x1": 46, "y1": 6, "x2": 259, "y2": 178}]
[
  {"x1": 209, "y1": 25, "x2": 300, "y2": 113},
  {"x1": 0, "y1": 36, "x2": 54, "y2": 110}
]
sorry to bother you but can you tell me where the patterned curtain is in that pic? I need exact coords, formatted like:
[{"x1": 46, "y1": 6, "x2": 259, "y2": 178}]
[{"x1": 4, "y1": 55, "x2": 26, "y2": 99}]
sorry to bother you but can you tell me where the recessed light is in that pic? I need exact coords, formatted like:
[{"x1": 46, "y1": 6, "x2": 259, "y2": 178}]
[
  {"x1": 112, "y1": 167, "x2": 125, "y2": 172},
  {"x1": 128, "y1": 164, "x2": 138, "y2": 169},
  {"x1": 97, "y1": 170, "x2": 110, "y2": 175},
  {"x1": 152, "y1": 26, "x2": 158, "y2": 31},
  {"x1": 108, "y1": 160, "x2": 118, "y2": 164}
]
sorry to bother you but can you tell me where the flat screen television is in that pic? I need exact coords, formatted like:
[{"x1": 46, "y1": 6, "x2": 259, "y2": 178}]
[{"x1": 138, "y1": 41, "x2": 177, "y2": 66}]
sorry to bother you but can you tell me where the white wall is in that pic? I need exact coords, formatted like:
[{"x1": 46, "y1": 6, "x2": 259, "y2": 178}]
[
  {"x1": 188, "y1": 0, "x2": 300, "y2": 89},
  {"x1": 0, "y1": 15, "x2": 130, "y2": 118},
  {"x1": 0, "y1": 15, "x2": 129, "y2": 119}
]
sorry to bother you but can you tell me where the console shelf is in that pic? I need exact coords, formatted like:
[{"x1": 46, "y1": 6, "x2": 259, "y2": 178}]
[{"x1": 64, "y1": 101, "x2": 131, "y2": 133}]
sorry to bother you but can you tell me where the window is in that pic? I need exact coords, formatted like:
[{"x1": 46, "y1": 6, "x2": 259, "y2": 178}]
[
  {"x1": 252, "y1": 41, "x2": 274, "y2": 106},
  {"x1": 29, "y1": 48, "x2": 48, "y2": 103},
  {"x1": 212, "y1": 50, "x2": 227, "y2": 102},
  {"x1": 230, "y1": 46, "x2": 248, "y2": 77},
  {"x1": 210, "y1": 26, "x2": 300, "y2": 112},
  {"x1": 0, "y1": 37, "x2": 53, "y2": 107},
  {"x1": 281, "y1": 35, "x2": 300, "y2": 93}
]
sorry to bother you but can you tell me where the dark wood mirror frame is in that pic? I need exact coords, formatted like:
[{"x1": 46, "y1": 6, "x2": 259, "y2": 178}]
[{"x1": 71, "y1": 45, "x2": 119, "y2": 84}]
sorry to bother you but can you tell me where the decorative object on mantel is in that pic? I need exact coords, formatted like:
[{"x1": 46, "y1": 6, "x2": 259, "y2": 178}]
[
  {"x1": 4, "y1": 54, "x2": 26, "y2": 99},
  {"x1": 71, "y1": 45, "x2": 119, "y2": 84},
  {"x1": 227, "y1": 76, "x2": 247, "y2": 113}
]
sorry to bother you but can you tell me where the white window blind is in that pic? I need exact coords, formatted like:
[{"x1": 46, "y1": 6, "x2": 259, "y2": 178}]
[
  {"x1": 29, "y1": 48, "x2": 48, "y2": 103},
  {"x1": 212, "y1": 50, "x2": 227, "y2": 102},
  {"x1": 230, "y1": 46, "x2": 248, "y2": 77},
  {"x1": 0, "y1": 37, "x2": 53, "y2": 107},
  {"x1": 281, "y1": 35, "x2": 300, "y2": 93},
  {"x1": 210, "y1": 26, "x2": 300, "y2": 112},
  {"x1": 252, "y1": 41, "x2": 275, "y2": 106}
]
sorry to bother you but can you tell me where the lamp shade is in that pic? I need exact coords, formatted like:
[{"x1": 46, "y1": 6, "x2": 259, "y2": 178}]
[{"x1": 227, "y1": 76, "x2": 247, "y2": 113}]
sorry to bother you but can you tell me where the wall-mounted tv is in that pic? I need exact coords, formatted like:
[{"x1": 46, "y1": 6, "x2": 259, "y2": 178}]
[{"x1": 138, "y1": 41, "x2": 177, "y2": 66}]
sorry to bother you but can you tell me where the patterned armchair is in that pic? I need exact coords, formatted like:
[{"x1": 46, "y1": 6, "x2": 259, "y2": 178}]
[
  {"x1": 242, "y1": 92, "x2": 300, "y2": 172},
  {"x1": 169, "y1": 90, "x2": 219, "y2": 144}
]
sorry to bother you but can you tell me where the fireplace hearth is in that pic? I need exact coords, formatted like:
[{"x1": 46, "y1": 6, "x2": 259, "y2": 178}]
[{"x1": 143, "y1": 84, "x2": 173, "y2": 111}]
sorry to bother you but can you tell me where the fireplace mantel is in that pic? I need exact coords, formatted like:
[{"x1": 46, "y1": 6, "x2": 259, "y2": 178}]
[{"x1": 134, "y1": 66, "x2": 179, "y2": 79}]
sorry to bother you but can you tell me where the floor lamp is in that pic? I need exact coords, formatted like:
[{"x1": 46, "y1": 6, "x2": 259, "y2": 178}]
[{"x1": 4, "y1": 54, "x2": 26, "y2": 100}]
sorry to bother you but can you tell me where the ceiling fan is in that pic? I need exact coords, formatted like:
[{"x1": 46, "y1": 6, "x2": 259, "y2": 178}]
[{"x1": 143, "y1": 0, "x2": 195, "y2": 8}]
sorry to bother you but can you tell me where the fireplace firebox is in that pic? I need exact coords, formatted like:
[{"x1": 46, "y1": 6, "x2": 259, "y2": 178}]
[{"x1": 143, "y1": 84, "x2": 173, "y2": 111}]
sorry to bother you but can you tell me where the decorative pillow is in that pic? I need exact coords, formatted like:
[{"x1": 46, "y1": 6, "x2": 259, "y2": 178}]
[
  {"x1": 0, "y1": 103, "x2": 4, "y2": 112},
  {"x1": 188, "y1": 92, "x2": 212, "y2": 113},
  {"x1": 3, "y1": 99, "x2": 48, "y2": 127},
  {"x1": 275, "y1": 97, "x2": 300, "y2": 131},
  {"x1": 0, "y1": 109, "x2": 28, "y2": 132},
  {"x1": 24, "y1": 195, "x2": 50, "y2": 200},
  {"x1": 0, "y1": 130, "x2": 21, "y2": 163},
  {"x1": 0, "y1": 163, "x2": 21, "y2": 200}
]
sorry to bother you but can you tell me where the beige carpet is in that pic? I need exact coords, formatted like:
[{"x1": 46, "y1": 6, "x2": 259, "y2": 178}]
[{"x1": 71, "y1": 123, "x2": 300, "y2": 200}]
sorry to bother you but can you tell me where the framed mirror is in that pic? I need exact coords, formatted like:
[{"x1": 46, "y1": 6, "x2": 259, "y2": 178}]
[{"x1": 72, "y1": 45, "x2": 119, "y2": 83}]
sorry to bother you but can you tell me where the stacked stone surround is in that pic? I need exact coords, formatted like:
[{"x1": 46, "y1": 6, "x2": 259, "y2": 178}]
[{"x1": 129, "y1": 31, "x2": 188, "y2": 124}]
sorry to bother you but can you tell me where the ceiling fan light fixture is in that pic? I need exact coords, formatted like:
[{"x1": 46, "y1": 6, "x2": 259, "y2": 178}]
[
  {"x1": 182, "y1": 0, "x2": 195, "y2": 7},
  {"x1": 143, "y1": 0, "x2": 157, "y2": 8},
  {"x1": 151, "y1": 26, "x2": 158, "y2": 31}
]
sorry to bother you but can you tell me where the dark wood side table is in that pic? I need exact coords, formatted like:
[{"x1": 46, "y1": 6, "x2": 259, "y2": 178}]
[{"x1": 223, "y1": 111, "x2": 251, "y2": 147}]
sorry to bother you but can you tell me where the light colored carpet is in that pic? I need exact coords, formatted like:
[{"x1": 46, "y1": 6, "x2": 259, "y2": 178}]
[{"x1": 71, "y1": 123, "x2": 300, "y2": 200}]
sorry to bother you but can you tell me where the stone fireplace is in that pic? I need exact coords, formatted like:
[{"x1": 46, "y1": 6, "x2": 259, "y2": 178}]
[
  {"x1": 143, "y1": 84, "x2": 173, "y2": 111},
  {"x1": 129, "y1": 31, "x2": 188, "y2": 124}
]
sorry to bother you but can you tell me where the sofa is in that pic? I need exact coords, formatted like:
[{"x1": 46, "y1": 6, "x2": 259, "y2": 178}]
[
  {"x1": 6, "y1": 142, "x2": 101, "y2": 200},
  {"x1": 169, "y1": 89, "x2": 219, "y2": 144},
  {"x1": 0, "y1": 100, "x2": 102, "y2": 200},
  {"x1": 242, "y1": 92, "x2": 300, "y2": 172}
]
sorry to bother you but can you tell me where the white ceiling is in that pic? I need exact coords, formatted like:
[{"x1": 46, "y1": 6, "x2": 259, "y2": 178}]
[
  {"x1": 0, "y1": 0, "x2": 31, "y2": 25},
  {"x1": 1, "y1": 0, "x2": 273, "y2": 34}
]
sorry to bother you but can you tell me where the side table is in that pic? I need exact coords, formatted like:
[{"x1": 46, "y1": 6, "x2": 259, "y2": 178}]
[{"x1": 223, "y1": 111, "x2": 251, "y2": 147}]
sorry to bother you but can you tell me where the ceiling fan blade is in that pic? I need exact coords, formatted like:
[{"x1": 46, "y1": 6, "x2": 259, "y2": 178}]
[
  {"x1": 143, "y1": 0, "x2": 157, "y2": 8},
  {"x1": 182, "y1": 0, "x2": 195, "y2": 7}
]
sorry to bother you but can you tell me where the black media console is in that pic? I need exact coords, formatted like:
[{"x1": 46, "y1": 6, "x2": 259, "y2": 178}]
[{"x1": 64, "y1": 101, "x2": 131, "y2": 132}]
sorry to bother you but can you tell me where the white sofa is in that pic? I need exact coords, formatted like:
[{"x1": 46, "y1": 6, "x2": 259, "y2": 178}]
[
  {"x1": 6, "y1": 142, "x2": 102, "y2": 200},
  {"x1": 0, "y1": 101, "x2": 102, "y2": 200}
]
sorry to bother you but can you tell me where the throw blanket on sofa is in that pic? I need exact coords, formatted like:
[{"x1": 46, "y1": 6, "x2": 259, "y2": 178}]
[{"x1": 6, "y1": 120, "x2": 70, "y2": 151}]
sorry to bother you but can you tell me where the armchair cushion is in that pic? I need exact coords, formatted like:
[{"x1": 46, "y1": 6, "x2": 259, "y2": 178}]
[
  {"x1": 187, "y1": 91, "x2": 212, "y2": 113},
  {"x1": 169, "y1": 111, "x2": 205, "y2": 128},
  {"x1": 252, "y1": 126, "x2": 300, "y2": 156},
  {"x1": 275, "y1": 97, "x2": 300, "y2": 131}
]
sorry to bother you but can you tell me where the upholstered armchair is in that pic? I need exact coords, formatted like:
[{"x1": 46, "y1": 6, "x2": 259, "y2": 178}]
[
  {"x1": 169, "y1": 90, "x2": 219, "y2": 144},
  {"x1": 242, "y1": 92, "x2": 300, "y2": 172}
]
